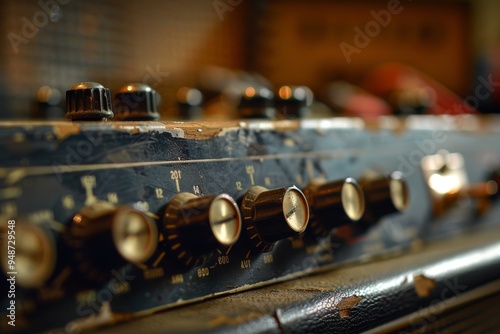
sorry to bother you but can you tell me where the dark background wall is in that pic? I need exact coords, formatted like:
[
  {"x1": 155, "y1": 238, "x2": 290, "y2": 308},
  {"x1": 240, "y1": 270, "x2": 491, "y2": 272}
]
[{"x1": 0, "y1": 0, "x2": 499, "y2": 119}]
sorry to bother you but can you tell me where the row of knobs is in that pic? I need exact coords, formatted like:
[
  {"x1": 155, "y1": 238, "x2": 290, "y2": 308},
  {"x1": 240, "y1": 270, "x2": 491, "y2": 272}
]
[
  {"x1": 65, "y1": 82, "x2": 311, "y2": 121},
  {"x1": 66, "y1": 82, "x2": 161, "y2": 121},
  {"x1": 2, "y1": 173, "x2": 408, "y2": 288}
]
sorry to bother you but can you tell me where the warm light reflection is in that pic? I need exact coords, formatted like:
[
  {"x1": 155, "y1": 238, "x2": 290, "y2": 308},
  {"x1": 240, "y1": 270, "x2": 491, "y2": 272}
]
[
  {"x1": 279, "y1": 86, "x2": 292, "y2": 99},
  {"x1": 245, "y1": 87, "x2": 256, "y2": 98},
  {"x1": 73, "y1": 214, "x2": 82, "y2": 224},
  {"x1": 428, "y1": 173, "x2": 461, "y2": 195},
  {"x1": 37, "y1": 86, "x2": 51, "y2": 103}
]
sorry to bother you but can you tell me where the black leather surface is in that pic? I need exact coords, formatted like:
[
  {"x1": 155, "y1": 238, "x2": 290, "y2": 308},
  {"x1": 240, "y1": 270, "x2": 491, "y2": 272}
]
[{"x1": 92, "y1": 227, "x2": 500, "y2": 334}]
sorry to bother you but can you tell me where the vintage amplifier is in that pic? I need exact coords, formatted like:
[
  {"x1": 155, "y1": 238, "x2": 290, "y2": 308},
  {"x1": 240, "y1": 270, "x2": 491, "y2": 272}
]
[
  {"x1": 1, "y1": 89, "x2": 500, "y2": 333},
  {"x1": 1, "y1": 0, "x2": 499, "y2": 332}
]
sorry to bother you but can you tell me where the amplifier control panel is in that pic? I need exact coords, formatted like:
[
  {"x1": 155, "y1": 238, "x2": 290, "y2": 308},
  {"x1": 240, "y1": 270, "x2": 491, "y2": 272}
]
[{"x1": 1, "y1": 116, "x2": 500, "y2": 333}]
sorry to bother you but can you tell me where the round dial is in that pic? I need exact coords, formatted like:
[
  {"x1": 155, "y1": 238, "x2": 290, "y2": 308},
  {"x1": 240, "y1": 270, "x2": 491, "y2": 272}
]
[
  {"x1": 389, "y1": 174, "x2": 410, "y2": 212},
  {"x1": 209, "y1": 195, "x2": 242, "y2": 246},
  {"x1": 306, "y1": 178, "x2": 365, "y2": 236},
  {"x1": 66, "y1": 202, "x2": 158, "y2": 283},
  {"x1": 1, "y1": 222, "x2": 56, "y2": 288},
  {"x1": 163, "y1": 193, "x2": 242, "y2": 267},
  {"x1": 341, "y1": 179, "x2": 365, "y2": 221},
  {"x1": 112, "y1": 209, "x2": 158, "y2": 264},
  {"x1": 361, "y1": 171, "x2": 410, "y2": 223},
  {"x1": 241, "y1": 185, "x2": 309, "y2": 252},
  {"x1": 282, "y1": 187, "x2": 309, "y2": 232}
]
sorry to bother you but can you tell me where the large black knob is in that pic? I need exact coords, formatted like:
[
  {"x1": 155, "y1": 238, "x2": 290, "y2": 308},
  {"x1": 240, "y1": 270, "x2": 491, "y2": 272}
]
[
  {"x1": 361, "y1": 172, "x2": 409, "y2": 222},
  {"x1": 306, "y1": 178, "x2": 365, "y2": 236},
  {"x1": 66, "y1": 202, "x2": 158, "y2": 283},
  {"x1": 114, "y1": 83, "x2": 160, "y2": 121},
  {"x1": 241, "y1": 186, "x2": 309, "y2": 252},
  {"x1": 163, "y1": 193, "x2": 242, "y2": 267},
  {"x1": 65, "y1": 82, "x2": 113, "y2": 121},
  {"x1": 276, "y1": 85, "x2": 313, "y2": 119},
  {"x1": 237, "y1": 86, "x2": 275, "y2": 119}
]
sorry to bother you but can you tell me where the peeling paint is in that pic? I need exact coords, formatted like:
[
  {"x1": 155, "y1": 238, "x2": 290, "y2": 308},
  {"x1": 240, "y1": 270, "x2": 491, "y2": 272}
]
[
  {"x1": 413, "y1": 274, "x2": 436, "y2": 297},
  {"x1": 338, "y1": 295, "x2": 363, "y2": 318},
  {"x1": 52, "y1": 122, "x2": 82, "y2": 139}
]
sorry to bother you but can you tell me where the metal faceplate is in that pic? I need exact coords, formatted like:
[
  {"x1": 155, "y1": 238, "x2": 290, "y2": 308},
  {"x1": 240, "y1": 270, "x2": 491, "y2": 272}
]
[{"x1": 1, "y1": 116, "x2": 500, "y2": 332}]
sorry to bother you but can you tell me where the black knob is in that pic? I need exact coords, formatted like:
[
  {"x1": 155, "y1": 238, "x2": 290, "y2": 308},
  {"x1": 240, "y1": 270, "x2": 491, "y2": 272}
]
[
  {"x1": 238, "y1": 86, "x2": 275, "y2": 119},
  {"x1": 65, "y1": 202, "x2": 158, "y2": 283},
  {"x1": 276, "y1": 85, "x2": 313, "y2": 119},
  {"x1": 306, "y1": 178, "x2": 365, "y2": 236},
  {"x1": 361, "y1": 172, "x2": 409, "y2": 222},
  {"x1": 387, "y1": 88, "x2": 433, "y2": 115},
  {"x1": 65, "y1": 82, "x2": 113, "y2": 121},
  {"x1": 163, "y1": 193, "x2": 242, "y2": 267},
  {"x1": 241, "y1": 186, "x2": 309, "y2": 252},
  {"x1": 114, "y1": 83, "x2": 161, "y2": 121},
  {"x1": 177, "y1": 87, "x2": 203, "y2": 120}
]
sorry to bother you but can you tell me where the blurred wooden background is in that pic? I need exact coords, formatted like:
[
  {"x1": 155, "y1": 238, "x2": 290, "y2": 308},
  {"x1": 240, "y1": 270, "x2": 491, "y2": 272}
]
[{"x1": 0, "y1": 0, "x2": 499, "y2": 119}]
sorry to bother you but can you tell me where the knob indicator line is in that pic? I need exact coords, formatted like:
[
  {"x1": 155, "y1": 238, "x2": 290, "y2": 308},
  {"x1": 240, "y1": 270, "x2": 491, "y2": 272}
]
[
  {"x1": 162, "y1": 193, "x2": 242, "y2": 268},
  {"x1": 241, "y1": 185, "x2": 309, "y2": 252}
]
